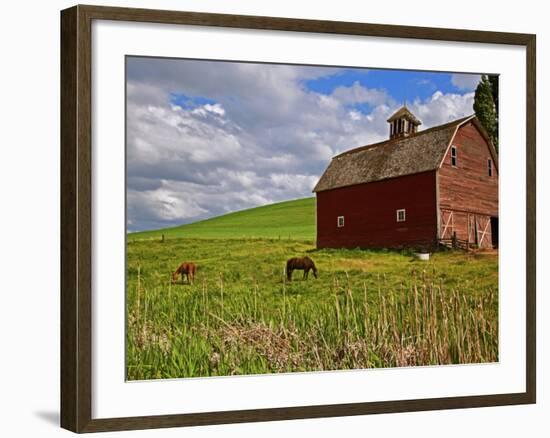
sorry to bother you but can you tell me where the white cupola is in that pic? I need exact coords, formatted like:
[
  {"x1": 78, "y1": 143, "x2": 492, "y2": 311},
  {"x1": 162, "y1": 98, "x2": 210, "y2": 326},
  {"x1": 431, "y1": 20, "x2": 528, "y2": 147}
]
[{"x1": 387, "y1": 106, "x2": 422, "y2": 139}]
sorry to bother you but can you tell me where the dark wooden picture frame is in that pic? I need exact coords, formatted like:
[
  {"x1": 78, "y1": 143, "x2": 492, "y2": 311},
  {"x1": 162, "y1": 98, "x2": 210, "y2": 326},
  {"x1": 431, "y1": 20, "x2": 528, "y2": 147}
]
[{"x1": 61, "y1": 4, "x2": 536, "y2": 433}]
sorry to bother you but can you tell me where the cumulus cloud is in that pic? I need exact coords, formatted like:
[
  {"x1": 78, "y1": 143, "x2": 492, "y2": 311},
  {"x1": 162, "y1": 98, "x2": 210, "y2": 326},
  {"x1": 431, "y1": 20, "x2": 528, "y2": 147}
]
[
  {"x1": 331, "y1": 81, "x2": 389, "y2": 106},
  {"x1": 126, "y1": 57, "x2": 476, "y2": 231},
  {"x1": 451, "y1": 73, "x2": 482, "y2": 91},
  {"x1": 409, "y1": 91, "x2": 475, "y2": 128}
]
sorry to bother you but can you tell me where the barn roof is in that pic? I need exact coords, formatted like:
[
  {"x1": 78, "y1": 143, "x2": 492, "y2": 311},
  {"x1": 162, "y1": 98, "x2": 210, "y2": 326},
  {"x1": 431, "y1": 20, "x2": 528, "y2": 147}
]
[
  {"x1": 387, "y1": 105, "x2": 422, "y2": 125},
  {"x1": 313, "y1": 115, "x2": 476, "y2": 193}
]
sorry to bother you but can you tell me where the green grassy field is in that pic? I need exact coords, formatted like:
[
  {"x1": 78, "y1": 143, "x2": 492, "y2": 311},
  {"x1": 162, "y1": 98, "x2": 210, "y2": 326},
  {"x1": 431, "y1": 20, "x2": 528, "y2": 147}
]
[
  {"x1": 129, "y1": 197, "x2": 316, "y2": 240},
  {"x1": 127, "y1": 237, "x2": 498, "y2": 380}
]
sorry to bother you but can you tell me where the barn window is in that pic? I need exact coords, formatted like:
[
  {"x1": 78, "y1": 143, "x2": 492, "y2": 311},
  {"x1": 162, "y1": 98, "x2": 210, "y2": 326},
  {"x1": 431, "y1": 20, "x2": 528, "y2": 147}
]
[
  {"x1": 488, "y1": 158, "x2": 493, "y2": 176},
  {"x1": 451, "y1": 146, "x2": 457, "y2": 167},
  {"x1": 337, "y1": 216, "x2": 345, "y2": 227},
  {"x1": 396, "y1": 209, "x2": 406, "y2": 222}
]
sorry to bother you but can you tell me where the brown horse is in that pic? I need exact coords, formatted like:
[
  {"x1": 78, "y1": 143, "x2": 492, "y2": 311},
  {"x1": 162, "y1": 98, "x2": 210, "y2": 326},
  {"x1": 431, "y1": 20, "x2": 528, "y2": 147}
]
[
  {"x1": 172, "y1": 262, "x2": 197, "y2": 285},
  {"x1": 286, "y1": 256, "x2": 317, "y2": 281}
]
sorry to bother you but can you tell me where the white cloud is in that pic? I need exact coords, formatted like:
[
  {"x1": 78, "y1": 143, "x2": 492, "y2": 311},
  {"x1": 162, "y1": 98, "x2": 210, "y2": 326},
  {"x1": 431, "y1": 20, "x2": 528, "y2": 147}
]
[
  {"x1": 410, "y1": 91, "x2": 475, "y2": 128},
  {"x1": 270, "y1": 173, "x2": 319, "y2": 193},
  {"x1": 451, "y1": 73, "x2": 482, "y2": 91},
  {"x1": 127, "y1": 184, "x2": 208, "y2": 225},
  {"x1": 192, "y1": 103, "x2": 226, "y2": 117},
  {"x1": 331, "y1": 81, "x2": 388, "y2": 106}
]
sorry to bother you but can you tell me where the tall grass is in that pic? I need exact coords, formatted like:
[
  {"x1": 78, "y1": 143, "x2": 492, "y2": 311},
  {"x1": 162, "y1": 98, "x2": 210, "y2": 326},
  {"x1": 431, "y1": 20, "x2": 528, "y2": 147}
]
[{"x1": 126, "y1": 243, "x2": 498, "y2": 380}]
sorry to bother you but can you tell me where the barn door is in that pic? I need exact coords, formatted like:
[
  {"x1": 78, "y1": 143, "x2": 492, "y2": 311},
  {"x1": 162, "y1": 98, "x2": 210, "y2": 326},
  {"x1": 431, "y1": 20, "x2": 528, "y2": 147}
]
[
  {"x1": 440, "y1": 210, "x2": 454, "y2": 240},
  {"x1": 468, "y1": 215, "x2": 492, "y2": 248},
  {"x1": 476, "y1": 216, "x2": 491, "y2": 248},
  {"x1": 468, "y1": 214, "x2": 475, "y2": 245}
]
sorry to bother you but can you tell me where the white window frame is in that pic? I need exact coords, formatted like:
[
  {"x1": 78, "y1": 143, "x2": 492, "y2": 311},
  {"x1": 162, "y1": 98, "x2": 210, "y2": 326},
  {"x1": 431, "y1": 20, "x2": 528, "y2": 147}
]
[
  {"x1": 451, "y1": 145, "x2": 458, "y2": 167},
  {"x1": 337, "y1": 216, "x2": 345, "y2": 227},
  {"x1": 396, "y1": 209, "x2": 406, "y2": 222}
]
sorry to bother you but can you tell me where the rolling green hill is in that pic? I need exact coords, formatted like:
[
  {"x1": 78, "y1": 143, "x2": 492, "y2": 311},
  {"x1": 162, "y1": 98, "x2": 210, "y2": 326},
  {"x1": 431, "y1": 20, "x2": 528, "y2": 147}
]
[{"x1": 129, "y1": 197, "x2": 316, "y2": 241}]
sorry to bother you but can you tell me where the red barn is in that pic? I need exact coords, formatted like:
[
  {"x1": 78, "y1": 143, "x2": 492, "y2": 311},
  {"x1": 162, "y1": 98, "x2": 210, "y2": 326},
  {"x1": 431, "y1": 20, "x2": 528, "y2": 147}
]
[{"x1": 313, "y1": 107, "x2": 498, "y2": 250}]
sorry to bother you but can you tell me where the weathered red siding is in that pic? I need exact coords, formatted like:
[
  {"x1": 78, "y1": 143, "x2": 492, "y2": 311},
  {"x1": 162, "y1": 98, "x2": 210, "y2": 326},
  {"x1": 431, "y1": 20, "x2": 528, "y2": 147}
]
[
  {"x1": 316, "y1": 171, "x2": 438, "y2": 249},
  {"x1": 438, "y1": 122, "x2": 498, "y2": 248}
]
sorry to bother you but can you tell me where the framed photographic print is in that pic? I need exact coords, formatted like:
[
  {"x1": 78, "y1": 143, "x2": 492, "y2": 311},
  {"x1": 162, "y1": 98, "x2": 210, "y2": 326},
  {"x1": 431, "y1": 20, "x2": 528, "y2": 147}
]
[{"x1": 60, "y1": 4, "x2": 536, "y2": 433}]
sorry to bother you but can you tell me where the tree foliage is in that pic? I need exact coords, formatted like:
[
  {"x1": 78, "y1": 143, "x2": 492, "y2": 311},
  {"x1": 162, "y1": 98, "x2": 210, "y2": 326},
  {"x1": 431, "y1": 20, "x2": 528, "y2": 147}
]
[
  {"x1": 488, "y1": 75, "x2": 499, "y2": 118},
  {"x1": 474, "y1": 75, "x2": 499, "y2": 151}
]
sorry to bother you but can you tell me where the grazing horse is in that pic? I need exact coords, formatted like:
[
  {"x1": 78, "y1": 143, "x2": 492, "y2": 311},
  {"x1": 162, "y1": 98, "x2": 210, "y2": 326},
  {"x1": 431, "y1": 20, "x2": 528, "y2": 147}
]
[
  {"x1": 172, "y1": 262, "x2": 197, "y2": 285},
  {"x1": 286, "y1": 256, "x2": 318, "y2": 281}
]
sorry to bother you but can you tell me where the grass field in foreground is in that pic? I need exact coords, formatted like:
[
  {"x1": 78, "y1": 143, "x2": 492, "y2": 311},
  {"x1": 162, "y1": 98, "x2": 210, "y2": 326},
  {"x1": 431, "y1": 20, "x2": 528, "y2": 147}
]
[
  {"x1": 129, "y1": 197, "x2": 315, "y2": 241},
  {"x1": 126, "y1": 237, "x2": 498, "y2": 380}
]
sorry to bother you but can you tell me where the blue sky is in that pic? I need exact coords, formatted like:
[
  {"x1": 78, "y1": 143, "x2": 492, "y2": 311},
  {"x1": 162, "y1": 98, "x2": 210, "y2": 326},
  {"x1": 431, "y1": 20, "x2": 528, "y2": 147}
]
[
  {"x1": 305, "y1": 68, "x2": 465, "y2": 106},
  {"x1": 126, "y1": 58, "x2": 482, "y2": 232},
  {"x1": 169, "y1": 93, "x2": 217, "y2": 109}
]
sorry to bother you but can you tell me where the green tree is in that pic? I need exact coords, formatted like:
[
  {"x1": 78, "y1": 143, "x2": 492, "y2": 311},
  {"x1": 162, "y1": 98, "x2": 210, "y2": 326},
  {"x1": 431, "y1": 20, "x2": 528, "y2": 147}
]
[
  {"x1": 474, "y1": 75, "x2": 498, "y2": 151},
  {"x1": 488, "y1": 75, "x2": 499, "y2": 119}
]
